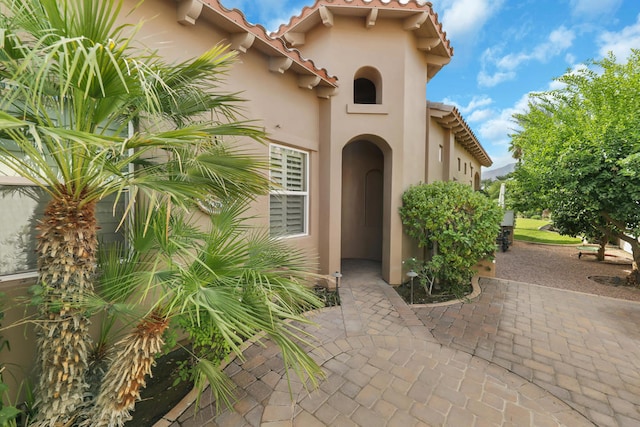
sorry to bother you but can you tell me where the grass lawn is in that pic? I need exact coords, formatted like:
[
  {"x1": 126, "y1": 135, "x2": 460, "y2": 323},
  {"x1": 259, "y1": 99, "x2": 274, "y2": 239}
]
[{"x1": 513, "y1": 218, "x2": 583, "y2": 245}]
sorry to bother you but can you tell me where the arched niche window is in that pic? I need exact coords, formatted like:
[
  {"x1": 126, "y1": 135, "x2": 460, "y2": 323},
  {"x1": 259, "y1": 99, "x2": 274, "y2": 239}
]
[{"x1": 353, "y1": 66, "x2": 382, "y2": 105}]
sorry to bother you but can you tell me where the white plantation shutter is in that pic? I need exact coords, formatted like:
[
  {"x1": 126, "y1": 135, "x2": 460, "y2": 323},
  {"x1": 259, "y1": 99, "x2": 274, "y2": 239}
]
[
  {"x1": 270, "y1": 146, "x2": 284, "y2": 186},
  {"x1": 270, "y1": 144, "x2": 308, "y2": 236}
]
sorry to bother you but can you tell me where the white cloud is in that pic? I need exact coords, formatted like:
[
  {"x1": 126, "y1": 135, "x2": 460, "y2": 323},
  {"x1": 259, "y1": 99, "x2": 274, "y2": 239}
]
[
  {"x1": 569, "y1": 0, "x2": 623, "y2": 19},
  {"x1": 434, "y1": 0, "x2": 505, "y2": 41},
  {"x1": 440, "y1": 95, "x2": 493, "y2": 120},
  {"x1": 467, "y1": 109, "x2": 493, "y2": 123},
  {"x1": 498, "y1": 27, "x2": 574, "y2": 70},
  {"x1": 442, "y1": 95, "x2": 493, "y2": 115},
  {"x1": 598, "y1": 14, "x2": 640, "y2": 61},
  {"x1": 462, "y1": 95, "x2": 493, "y2": 113},
  {"x1": 477, "y1": 94, "x2": 530, "y2": 149},
  {"x1": 548, "y1": 79, "x2": 567, "y2": 91},
  {"x1": 478, "y1": 26, "x2": 575, "y2": 88},
  {"x1": 477, "y1": 70, "x2": 516, "y2": 87},
  {"x1": 439, "y1": 97, "x2": 462, "y2": 110},
  {"x1": 536, "y1": 27, "x2": 575, "y2": 58}
]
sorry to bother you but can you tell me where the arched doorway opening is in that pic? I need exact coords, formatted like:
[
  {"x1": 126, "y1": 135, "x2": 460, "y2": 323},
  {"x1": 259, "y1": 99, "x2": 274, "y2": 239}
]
[{"x1": 341, "y1": 140, "x2": 385, "y2": 262}]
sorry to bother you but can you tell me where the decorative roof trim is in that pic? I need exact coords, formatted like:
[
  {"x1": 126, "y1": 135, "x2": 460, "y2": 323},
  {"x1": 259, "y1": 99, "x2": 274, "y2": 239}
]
[
  {"x1": 272, "y1": 0, "x2": 453, "y2": 58},
  {"x1": 428, "y1": 102, "x2": 492, "y2": 167},
  {"x1": 191, "y1": 0, "x2": 338, "y2": 91}
]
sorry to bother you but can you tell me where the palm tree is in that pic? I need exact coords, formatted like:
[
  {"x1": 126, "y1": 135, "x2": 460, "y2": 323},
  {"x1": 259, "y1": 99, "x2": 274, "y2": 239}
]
[
  {"x1": 0, "y1": 0, "x2": 282, "y2": 425},
  {"x1": 85, "y1": 202, "x2": 323, "y2": 427}
]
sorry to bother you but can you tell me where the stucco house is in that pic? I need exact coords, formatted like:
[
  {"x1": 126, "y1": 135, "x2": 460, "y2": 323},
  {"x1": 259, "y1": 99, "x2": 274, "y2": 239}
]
[
  {"x1": 0, "y1": 0, "x2": 491, "y2": 287},
  {"x1": 0, "y1": 0, "x2": 491, "y2": 394},
  {"x1": 152, "y1": 0, "x2": 490, "y2": 285}
]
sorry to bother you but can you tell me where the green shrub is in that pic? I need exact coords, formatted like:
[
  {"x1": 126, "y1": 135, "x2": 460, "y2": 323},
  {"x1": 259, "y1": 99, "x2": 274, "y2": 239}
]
[
  {"x1": 400, "y1": 182, "x2": 502, "y2": 292},
  {"x1": 171, "y1": 310, "x2": 234, "y2": 387}
]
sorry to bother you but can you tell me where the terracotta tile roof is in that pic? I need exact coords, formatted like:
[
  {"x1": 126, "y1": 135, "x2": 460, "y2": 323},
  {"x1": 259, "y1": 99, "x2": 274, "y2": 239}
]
[
  {"x1": 428, "y1": 102, "x2": 492, "y2": 167},
  {"x1": 198, "y1": 0, "x2": 338, "y2": 89},
  {"x1": 271, "y1": 0, "x2": 453, "y2": 79}
]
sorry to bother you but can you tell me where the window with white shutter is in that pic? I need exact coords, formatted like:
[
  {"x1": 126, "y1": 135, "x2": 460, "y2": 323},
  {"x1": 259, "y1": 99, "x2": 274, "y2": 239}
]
[
  {"x1": 0, "y1": 117, "x2": 128, "y2": 277},
  {"x1": 269, "y1": 144, "x2": 308, "y2": 237}
]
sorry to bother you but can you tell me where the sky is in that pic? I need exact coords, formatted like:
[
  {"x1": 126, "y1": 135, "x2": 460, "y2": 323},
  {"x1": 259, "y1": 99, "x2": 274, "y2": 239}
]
[{"x1": 219, "y1": 0, "x2": 640, "y2": 170}]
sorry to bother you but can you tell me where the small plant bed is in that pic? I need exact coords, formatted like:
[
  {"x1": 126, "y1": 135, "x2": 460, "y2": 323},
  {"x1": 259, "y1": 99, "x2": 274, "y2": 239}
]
[
  {"x1": 394, "y1": 281, "x2": 473, "y2": 305},
  {"x1": 125, "y1": 346, "x2": 194, "y2": 426},
  {"x1": 313, "y1": 285, "x2": 341, "y2": 307}
]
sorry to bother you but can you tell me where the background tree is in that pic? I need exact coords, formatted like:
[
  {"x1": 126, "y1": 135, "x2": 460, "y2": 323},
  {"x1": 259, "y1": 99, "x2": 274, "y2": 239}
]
[
  {"x1": 510, "y1": 50, "x2": 640, "y2": 283},
  {"x1": 399, "y1": 181, "x2": 502, "y2": 294},
  {"x1": 0, "y1": 0, "x2": 320, "y2": 425}
]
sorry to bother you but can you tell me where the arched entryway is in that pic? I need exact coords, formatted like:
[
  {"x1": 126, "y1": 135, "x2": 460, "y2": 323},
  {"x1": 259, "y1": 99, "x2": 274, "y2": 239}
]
[{"x1": 341, "y1": 140, "x2": 385, "y2": 262}]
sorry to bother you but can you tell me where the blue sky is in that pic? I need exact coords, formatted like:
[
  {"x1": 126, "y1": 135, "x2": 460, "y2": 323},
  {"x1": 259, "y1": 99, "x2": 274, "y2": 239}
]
[{"x1": 220, "y1": 0, "x2": 640, "y2": 170}]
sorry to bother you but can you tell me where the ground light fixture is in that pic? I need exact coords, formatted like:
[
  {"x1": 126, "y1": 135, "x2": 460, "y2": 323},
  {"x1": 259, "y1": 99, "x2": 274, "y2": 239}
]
[
  {"x1": 332, "y1": 271, "x2": 342, "y2": 292},
  {"x1": 407, "y1": 270, "x2": 419, "y2": 304}
]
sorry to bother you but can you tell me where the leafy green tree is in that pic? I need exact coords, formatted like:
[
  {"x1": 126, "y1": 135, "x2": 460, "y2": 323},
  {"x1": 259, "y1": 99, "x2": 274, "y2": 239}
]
[
  {"x1": 399, "y1": 181, "x2": 502, "y2": 293},
  {"x1": 0, "y1": 0, "x2": 321, "y2": 425},
  {"x1": 510, "y1": 50, "x2": 640, "y2": 282},
  {"x1": 505, "y1": 168, "x2": 547, "y2": 217}
]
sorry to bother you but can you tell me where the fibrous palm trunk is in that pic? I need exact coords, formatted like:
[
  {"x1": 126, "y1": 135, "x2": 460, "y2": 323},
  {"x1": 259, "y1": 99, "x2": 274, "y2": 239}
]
[
  {"x1": 31, "y1": 192, "x2": 97, "y2": 427},
  {"x1": 84, "y1": 312, "x2": 168, "y2": 427}
]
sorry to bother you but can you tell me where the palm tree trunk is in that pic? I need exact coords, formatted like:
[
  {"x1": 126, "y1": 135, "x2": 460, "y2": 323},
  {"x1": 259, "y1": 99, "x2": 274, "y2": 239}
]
[
  {"x1": 84, "y1": 312, "x2": 169, "y2": 427},
  {"x1": 31, "y1": 193, "x2": 97, "y2": 426}
]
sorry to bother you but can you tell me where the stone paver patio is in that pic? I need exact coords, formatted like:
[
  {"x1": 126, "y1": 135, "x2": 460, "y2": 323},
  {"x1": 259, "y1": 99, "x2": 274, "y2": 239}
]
[{"x1": 156, "y1": 254, "x2": 640, "y2": 427}]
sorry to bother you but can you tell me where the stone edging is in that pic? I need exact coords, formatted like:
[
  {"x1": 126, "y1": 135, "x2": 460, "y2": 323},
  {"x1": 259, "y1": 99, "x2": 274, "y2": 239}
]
[{"x1": 407, "y1": 275, "x2": 481, "y2": 308}]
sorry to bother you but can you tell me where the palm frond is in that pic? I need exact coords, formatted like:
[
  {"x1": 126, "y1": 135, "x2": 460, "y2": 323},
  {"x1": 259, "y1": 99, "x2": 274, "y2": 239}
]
[{"x1": 193, "y1": 358, "x2": 236, "y2": 413}]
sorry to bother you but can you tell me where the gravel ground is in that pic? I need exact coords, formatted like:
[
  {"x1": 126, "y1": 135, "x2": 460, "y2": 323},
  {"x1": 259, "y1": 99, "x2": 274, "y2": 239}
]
[{"x1": 494, "y1": 240, "x2": 640, "y2": 302}]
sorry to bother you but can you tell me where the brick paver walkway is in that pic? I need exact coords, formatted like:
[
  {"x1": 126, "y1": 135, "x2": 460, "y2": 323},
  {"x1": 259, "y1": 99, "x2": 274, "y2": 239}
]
[
  {"x1": 414, "y1": 278, "x2": 640, "y2": 427},
  {"x1": 151, "y1": 256, "x2": 640, "y2": 427}
]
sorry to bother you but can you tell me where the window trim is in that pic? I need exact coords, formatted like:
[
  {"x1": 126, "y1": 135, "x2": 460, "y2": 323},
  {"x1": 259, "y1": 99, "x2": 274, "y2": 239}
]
[{"x1": 269, "y1": 143, "x2": 309, "y2": 238}]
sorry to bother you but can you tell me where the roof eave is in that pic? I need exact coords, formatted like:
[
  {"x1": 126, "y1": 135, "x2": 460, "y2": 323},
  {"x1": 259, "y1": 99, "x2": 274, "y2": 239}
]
[
  {"x1": 175, "y1": 0, "x2": 339, "y2": 97},
  {"x1": 428, "y1": 102, "x2": 493, "y2": 167},
  {"x1": 271, "y1": 1, "x2": 453, "y2": 81}
]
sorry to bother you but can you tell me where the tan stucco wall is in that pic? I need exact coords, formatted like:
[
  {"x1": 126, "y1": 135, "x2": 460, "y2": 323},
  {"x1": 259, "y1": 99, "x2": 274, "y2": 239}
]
[
  {"x1": 453, "y1": 143, "x2": 481, "y2": 186},
  {"x1": 426, "y1": 116, "x2": 449, "y2": 183},
  {"x1": 128, "y1": 0, "x2": 324, "y2": 262},
  {"x1": 1, "y1": 277, "x2": 37, "y2": 402},
  {"x1": 426, "y1": 115, "x2": 483, "y2": 186},
  {"x1": 296, "y1": 16, "x2": 431, "y2": 283}
]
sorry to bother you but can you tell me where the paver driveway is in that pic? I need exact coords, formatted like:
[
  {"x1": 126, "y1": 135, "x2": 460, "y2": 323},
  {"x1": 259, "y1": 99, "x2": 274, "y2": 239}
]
[
  {"x1": 414, "y1": 278, "x2": 640, "y2": 427},
  {"x1": 158, "y1": 254, "x2": 640, "y2": 427}
]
